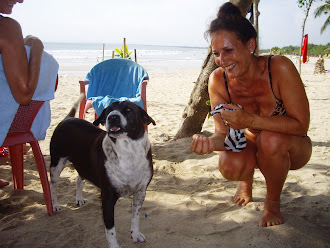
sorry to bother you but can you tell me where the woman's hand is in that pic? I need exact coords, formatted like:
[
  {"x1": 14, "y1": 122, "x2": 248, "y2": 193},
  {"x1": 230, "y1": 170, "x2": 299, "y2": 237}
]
[
  {"x1": 24, "y1": 35, "x2": 44, "y2": 50},
  {"x1": 220, "y1": 104, "x2": 252, "y2": 129},
  {"x1": 190, "y1": 134, "x2": 215, "y2": 155}
]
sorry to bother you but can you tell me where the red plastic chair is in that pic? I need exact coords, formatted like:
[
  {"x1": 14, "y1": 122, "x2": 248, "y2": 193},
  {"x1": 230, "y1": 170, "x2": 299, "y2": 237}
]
[{"x1": 2, "y1": 76, "x2": 58, "y2": 216}]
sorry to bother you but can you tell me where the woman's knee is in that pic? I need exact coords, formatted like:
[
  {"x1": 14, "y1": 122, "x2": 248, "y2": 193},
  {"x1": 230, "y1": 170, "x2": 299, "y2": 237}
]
[
  {"x1": 219, "y1": 158, "x2": 240, "y2": 181},
  {"x1": 256, "y1": 131, "x2": 289, "y2": 158},
  {"x1": 218, "y1": 151, "x2": 255, "y2": 181}
]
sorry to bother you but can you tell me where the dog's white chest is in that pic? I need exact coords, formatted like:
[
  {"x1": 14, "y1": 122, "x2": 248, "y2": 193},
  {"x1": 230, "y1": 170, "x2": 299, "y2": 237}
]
[{"x1": 103, "y1": 135, "x2": 151, "y2": 197}]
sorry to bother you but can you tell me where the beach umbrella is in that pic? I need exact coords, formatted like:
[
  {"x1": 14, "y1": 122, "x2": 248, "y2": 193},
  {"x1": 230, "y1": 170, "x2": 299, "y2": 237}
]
[{"x1": 301, "y1": 34, "x2": 308, "y2": 63}]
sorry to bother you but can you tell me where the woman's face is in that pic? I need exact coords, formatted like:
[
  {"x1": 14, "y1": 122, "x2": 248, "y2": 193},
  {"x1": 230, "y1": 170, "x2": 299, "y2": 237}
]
[
  {"x1": 0, "y1": 0, "x2": 23, "y2": 15},
  {"x1": 211, "y1": 30, "x2": 254, "y2": 79}
]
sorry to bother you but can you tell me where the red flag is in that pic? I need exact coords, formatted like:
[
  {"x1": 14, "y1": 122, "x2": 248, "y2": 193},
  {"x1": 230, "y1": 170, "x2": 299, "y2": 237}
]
[{"x1": 301, "y1": 34, "x2": 308, "y2": 63}]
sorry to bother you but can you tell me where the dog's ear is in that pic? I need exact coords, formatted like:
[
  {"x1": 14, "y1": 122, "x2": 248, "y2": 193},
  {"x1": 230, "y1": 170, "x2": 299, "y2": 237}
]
[
  {"x1": 93, "y1": 110, "x2": 107, "y2": 126},
  {"x1": 140, "y1": 107, "x2": 156, "y2": 126}
]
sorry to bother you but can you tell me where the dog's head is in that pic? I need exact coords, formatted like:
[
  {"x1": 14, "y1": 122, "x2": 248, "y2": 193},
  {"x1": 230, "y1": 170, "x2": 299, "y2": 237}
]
[{"x1": 93, "y1": 101, "x2": 156, "y2": 139}]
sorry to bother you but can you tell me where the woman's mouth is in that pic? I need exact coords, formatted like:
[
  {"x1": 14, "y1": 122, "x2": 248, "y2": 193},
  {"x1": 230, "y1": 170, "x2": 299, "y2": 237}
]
[{"x1": 224, "y1": 63, "x2": 237, "y2": 71}]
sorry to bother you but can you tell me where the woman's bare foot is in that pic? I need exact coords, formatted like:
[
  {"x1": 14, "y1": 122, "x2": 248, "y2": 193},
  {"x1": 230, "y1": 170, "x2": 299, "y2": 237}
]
[
  {"x1": 0, "y1": 179, "x2": 9, "y2": 188},
  {"x1": 259, "y1": 198, "x2": 283, "y2": 227},
  {"x1": 233, "y1": 180, "x2": 253, "y2": 206}
]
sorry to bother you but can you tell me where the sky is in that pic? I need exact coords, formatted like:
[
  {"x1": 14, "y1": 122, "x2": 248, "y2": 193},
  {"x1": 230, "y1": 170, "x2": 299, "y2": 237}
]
[{"x1": 8, "y1": 0, "x2": 330, "y2": 49}]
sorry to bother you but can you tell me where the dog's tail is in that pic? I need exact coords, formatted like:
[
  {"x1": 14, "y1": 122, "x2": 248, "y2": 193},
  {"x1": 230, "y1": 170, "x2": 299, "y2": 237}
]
[{"x1": 66, "y1": 93, "x2": 85, "y2": 118}]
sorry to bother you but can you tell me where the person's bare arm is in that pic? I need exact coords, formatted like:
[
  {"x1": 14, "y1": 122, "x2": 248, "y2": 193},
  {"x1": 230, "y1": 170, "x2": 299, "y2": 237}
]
[
  {"x1": 0, "y1": 17, "x2": 43, "y2": 105},
  {"x1": 190, "y1": 69, "x2": 229, "y2": 154}
]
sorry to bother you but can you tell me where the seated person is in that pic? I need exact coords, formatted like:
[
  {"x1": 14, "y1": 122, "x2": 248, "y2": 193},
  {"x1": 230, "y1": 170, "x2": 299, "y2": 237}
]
[{"x1": 0, "y1": 0, "x2": 58, "y2": 186}]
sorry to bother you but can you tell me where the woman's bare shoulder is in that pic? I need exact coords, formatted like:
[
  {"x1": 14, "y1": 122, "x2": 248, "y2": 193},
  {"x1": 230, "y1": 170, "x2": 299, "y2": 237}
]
[
  {"x1": 209, "y1": 67, "x2": 225, "y2": 87},
  {"x1": 0, "y1": 16, "x2": 21, "y2": 29},
  {"x1": 0, "y1": 17, "x2": 22, "y2": 42},
  {"x1": 0, "y1": 17, "x2": 23, "y2": 54},
  {"x1": 269, "y1": 55, "x2": 296, "y2": 73},
  {"x1": 209, "y1": 67, "x2": 231, "y2": 103}
]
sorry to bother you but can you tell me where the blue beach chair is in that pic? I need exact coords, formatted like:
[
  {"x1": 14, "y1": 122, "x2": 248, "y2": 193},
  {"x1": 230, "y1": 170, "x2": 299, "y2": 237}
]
[{"x1": 79, "y1": 58, "x2": 149, "y2": 119}]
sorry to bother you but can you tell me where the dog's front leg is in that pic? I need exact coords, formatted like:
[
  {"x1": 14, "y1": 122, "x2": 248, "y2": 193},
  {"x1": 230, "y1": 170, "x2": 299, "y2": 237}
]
[
  {"x1": 75, "y1": 175, "x2": 86, "y2": 206},
  {"x1": 102, "y1": 189, "x2": 120, "y2": 248},
  {"x1": 131, "y1": 189, "x2": 147, "y2": 243}
]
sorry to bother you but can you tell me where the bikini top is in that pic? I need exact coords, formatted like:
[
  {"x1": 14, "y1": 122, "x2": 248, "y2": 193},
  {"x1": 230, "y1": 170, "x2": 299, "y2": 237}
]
[{"x1": 223, "y1": 55, "x2": 287, "y2": 116}]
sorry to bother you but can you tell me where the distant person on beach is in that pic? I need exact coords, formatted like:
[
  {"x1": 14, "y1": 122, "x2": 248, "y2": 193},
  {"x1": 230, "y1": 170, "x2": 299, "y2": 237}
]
[
  {"x1": 190, "y1": 2, "x2": 312, "y2": 227},
  {"x1": 0, "y1": 0, "x2": 44, "y2": 187}
]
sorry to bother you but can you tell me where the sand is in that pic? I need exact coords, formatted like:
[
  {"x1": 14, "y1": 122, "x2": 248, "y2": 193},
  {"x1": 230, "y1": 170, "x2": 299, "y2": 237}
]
[{"x1": 0, "y1": 57, "x2": 329, "y2": 248}]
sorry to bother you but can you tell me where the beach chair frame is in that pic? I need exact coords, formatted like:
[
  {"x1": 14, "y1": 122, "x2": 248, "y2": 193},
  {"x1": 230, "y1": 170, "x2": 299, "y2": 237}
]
[{"x1": 2, "y1": 76, "x2": 58, "y2": 216}]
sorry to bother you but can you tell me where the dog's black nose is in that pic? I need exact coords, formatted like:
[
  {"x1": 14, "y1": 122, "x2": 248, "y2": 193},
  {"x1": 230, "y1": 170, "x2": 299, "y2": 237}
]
[{"x1": 108, "y1": 114, "x2": 120, "y2": 123}]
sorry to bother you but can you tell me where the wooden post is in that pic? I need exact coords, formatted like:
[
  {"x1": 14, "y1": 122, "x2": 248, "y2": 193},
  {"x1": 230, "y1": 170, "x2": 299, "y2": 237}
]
[
  {"x1": 112, "y1": 50, "x2": 115, "y2": 58},
  {"x1": 253, "y1": 0, "x2": 260, "y2": 55},
  {"x1": 102, "y1": 43, "x2": 105, "y2": 61},
  {"x1": 134, "y1": 49, "x2": 137, "y2": 62},
  {"x1": 123, "y1": 38, "x2": 126, "y2": 58},
  {"x1": 298, "y1": 0, "x2": 314, "y2": 74}
]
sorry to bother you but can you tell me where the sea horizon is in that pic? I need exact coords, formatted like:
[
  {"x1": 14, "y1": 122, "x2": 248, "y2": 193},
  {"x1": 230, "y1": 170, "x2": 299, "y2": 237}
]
[
  {"x1": 44, "y1": 41, "x2": 209, "y2": 50},
  {"x1": 43, "y1": 42, "x2": 209, "y2": 74}
]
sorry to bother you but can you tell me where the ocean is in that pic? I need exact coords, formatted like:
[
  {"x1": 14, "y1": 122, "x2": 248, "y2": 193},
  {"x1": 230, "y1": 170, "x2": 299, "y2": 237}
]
[{"x1": 44, "y1": 42, "x2": 209, "y2": 74}]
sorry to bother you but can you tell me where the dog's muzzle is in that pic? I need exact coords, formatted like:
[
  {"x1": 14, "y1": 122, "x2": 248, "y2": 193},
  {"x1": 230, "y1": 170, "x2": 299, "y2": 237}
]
[
  {"x1": 108, "y1": 115, "x2": 121, "y2": 132},
  {"x1": 106, "y1": 111, "x2": 127, "y2": 135}
]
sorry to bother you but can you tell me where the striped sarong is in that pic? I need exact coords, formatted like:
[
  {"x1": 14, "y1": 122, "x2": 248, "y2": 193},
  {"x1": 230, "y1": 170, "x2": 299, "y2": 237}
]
[{"x1": 210, "y1": 104, "x2": 247, "y2": 152}]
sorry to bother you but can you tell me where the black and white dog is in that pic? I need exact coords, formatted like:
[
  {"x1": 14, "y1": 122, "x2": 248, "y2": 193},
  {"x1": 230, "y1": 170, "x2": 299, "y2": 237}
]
[{"x1": 50, "y1": 99, "x2": 155, "y2": 248}]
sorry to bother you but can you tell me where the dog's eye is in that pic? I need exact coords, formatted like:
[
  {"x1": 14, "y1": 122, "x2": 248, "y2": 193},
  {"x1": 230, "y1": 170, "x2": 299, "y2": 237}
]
[{"x1": 125, "y1": 108, "x2": 132, "y2": 112}]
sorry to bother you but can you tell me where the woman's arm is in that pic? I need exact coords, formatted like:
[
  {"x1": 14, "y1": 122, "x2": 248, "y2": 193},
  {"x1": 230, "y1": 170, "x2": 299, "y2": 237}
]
[
  {"x1": 190, "y1": 69, "x2": 230, "y2": 154},
  {"x1": 0, "y1": 17, "x2": 43, "y2": 105}
]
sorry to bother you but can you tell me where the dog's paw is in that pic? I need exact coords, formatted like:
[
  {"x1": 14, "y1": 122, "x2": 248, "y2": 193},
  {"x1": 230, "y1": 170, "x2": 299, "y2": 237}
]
[
  {"x1": 53, "y1": 204, "x2": 61, "y2": 212},
  {"x1": 131, "y1": 231, "x2": 146, "y2": 243},
  {"x1": 76, "y1": 198, "x2": 87, "y2": 207}
]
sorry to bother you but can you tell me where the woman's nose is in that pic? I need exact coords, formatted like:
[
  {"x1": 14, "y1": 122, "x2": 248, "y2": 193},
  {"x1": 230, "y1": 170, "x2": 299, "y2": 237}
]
[{"x1": 216, "y1": 52, "x2": 225, "y2": 67}]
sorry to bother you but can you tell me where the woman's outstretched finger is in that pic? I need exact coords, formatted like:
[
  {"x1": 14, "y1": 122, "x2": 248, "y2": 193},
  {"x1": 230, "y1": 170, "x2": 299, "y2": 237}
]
[
  {"x1": 195, "y1": 137, "x2": 205, "y2": 154},
  {"x1": 190, "y1": 135, "x2": 199, "y2": 152},
  {"x1": 201, "y1": 137, "x2": 209, "y2": 154}
]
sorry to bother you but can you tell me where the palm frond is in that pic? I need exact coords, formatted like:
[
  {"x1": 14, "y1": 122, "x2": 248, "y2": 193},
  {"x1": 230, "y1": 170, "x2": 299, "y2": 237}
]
[
  {"x1": 314, "y1": 2, "x2": 330, "y2": 17},
  {"x1": 321, "y1": 15, "x2": 330, "y2": 33}
]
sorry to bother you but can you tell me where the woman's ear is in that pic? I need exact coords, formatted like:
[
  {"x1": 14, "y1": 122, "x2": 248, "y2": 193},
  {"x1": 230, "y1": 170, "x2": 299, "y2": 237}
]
[{"x1": 248, "y1": 38, "x2": 256, "y2": 54}]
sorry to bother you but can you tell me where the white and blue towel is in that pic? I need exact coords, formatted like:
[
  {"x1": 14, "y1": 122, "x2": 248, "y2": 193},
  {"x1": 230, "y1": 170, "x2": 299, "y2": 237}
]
[
  {"x1": 85, "y1": 58, "x2": 148, "y2": 116},
  {"x1": 0, "y1": 45, "x2": 59, "y2": 146},
  {"x1": 210, "y1": 103, "x2": 247, "y2": 152}
]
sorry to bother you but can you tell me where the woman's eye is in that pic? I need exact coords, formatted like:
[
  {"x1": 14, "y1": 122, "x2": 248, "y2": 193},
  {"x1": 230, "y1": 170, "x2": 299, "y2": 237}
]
[
  {"x1": 225, "y1": 49, "x2": 233, "y2": 53},
  {"x1": 213, "y1": 52, "x2": 220, "y2": 56}
]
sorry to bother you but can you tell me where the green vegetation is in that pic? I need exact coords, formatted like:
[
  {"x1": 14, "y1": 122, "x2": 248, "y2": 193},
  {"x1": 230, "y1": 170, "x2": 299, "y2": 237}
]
[
  {"x1": 261, "y1": 43, "x2": 330, "y2": 56},
  {"x1": 114, "y1": 45, "x2": 132, "y2": 60},
  {"x1": 314, "y1": 0, "x2": 330, "y2": 34}
]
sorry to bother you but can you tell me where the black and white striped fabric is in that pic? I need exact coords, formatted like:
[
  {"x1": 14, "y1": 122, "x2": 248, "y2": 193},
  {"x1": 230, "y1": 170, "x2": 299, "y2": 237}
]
[{"x1": 210, "y1": 103, "x2": 247, "y2": 152}]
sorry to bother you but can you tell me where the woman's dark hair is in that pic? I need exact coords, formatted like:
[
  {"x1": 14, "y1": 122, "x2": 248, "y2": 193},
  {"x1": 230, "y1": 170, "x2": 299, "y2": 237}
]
[{"x1": 206, "y1": 2, "x2": 257, "y2": 43}]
